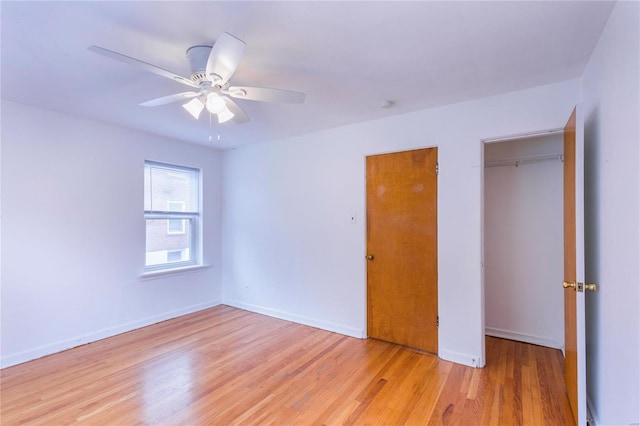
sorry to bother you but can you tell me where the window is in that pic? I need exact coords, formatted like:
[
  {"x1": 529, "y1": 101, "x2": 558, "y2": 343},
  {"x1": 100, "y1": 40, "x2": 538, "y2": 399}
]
[{"x1": 144, "y1": 161, "x2": 200, "y2": 271}]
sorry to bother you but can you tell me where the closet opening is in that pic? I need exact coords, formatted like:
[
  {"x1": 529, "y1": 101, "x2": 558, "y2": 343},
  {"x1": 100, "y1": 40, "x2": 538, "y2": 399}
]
[{"x1": 482, "y1": 132, "x2": 565, "y2": 354}]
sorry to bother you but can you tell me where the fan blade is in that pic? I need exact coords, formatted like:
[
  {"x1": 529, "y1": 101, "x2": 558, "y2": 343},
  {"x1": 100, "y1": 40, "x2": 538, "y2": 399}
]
[
  {"x1": 88, "y1": 45, "x2": 199, "y2": 88},
  {"x1": 206, "y1": 32, "x2": 245, "y2": 85},
  {"x1": 224, "y1": 86, "x2": 305, "y2": 104},
  {"x1": 140, "y1": 92, "x2": 200, "y2": 107},
  {"x1": 223, "y1": 97, "x2": 250, "y2": 124}
]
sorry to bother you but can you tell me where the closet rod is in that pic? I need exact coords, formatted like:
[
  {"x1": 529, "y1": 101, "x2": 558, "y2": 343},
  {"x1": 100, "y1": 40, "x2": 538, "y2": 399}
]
[{"x1": 485, "y1": 153, "x2": 563, "y2": 168}]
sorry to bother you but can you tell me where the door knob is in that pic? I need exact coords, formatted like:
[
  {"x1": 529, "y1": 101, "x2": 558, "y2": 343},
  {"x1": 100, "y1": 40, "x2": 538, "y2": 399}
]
[
  {"x1": 562, "y1": 280, "x2": 576, "y2": 289},
  {"x1": 585, "y1": 283, "x2": 598, "y2": 292},
  {"x1": 366, "y1": 255, "x2": 374, "y2": 261}
]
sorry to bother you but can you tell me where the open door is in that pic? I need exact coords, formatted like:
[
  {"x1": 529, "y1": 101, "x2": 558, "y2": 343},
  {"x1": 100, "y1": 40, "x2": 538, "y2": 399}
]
[{"x1": 563, "y1": 105, "x2": 596, "y2": 425}]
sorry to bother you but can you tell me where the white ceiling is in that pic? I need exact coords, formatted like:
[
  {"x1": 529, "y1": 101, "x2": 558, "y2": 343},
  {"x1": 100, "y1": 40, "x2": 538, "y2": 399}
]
[{"x1": 1, "y1": 1, "x2": 614, "y2": 150}]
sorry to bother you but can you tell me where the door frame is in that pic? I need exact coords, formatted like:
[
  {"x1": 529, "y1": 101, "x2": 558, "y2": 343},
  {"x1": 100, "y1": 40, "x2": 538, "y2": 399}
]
[
  {"x1": 362, "y1": 145, "x2": 440, "y2": 355},
  {"x1": 481, "y1": 113, "x2": 590, "y2": 425},
  {"x1": 480, "y1": 127, "x2": 564, "y2": 367}
]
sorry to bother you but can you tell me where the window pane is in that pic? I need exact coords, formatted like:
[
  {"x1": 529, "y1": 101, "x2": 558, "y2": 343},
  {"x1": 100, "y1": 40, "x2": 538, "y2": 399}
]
[
  {"x1": 146, "y1": 164, "x2": 198, "y2": 212},
  {"x1": 145, "y1": 218, "x2": 193, "y2": 267}
]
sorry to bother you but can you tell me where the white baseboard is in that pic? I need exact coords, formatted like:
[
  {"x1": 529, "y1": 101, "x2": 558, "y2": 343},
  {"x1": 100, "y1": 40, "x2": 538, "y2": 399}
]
[
  {"x1": 223, "y1": 299, "x2": 366, "y2": 339},
  {"x1": 439, "y1": 348, "x2": 483, "y2": 368},
  {"x1": 1, "y1": 299, "x2": 222, "y2": 369},
  {"x1": 485, "y1": 327, "x2": 563, "y2": 350}
]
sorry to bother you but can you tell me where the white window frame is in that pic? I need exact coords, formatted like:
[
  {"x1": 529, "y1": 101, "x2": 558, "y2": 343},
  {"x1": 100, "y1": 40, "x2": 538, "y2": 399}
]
[{"x1": 144, "y1": 161, "x2": 201, "y2": 273}]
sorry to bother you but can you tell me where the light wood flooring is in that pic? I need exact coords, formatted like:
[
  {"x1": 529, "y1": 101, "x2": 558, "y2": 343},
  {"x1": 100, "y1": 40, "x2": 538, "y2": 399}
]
[{"x1": 1, "y1": 305, "x2": 574, "y2": 425}]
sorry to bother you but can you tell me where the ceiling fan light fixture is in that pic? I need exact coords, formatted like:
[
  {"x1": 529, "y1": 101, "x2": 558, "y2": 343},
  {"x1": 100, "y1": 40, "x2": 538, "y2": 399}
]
[
  {"x1": 89, "y1": 32, "x2": 304, "y2": 127},
  {"x1": 183, "y1": 97, "x2": 205, "y2": 119},
  {"x1": 217, "y1": 107, "x2": 235, "y2": 123},
  {"x1": 206, "y1": 93, "x2": 226, "y2": 114}
]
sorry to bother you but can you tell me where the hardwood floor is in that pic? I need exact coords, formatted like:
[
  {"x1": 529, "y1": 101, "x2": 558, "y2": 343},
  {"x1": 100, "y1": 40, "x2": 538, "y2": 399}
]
[{"x1": 1, "y1": 305, "x2": 574, "y2": 425}]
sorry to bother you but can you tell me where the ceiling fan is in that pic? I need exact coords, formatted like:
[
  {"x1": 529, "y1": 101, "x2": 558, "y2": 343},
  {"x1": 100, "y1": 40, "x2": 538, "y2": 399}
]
[{"x1": 88, "y1": 32, "x2": 305, "y2": 124}]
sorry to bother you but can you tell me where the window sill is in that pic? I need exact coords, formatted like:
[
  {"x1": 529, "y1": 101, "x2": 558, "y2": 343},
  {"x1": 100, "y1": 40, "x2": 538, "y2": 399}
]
[{"x1": 140, "y1": 264, "x2": 210, "y2": 281}]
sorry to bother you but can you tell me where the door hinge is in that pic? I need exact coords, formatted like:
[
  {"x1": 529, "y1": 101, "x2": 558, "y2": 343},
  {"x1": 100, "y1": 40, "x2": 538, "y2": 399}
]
[
  {"x1": 436, "y1": 315, "x2": 439, "y2": 327},
  {"x1": 435, "y1": 162, "x2": 439, "y2": 176}
]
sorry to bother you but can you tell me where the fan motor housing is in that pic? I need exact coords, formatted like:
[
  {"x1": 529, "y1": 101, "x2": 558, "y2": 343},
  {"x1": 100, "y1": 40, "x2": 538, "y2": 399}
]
[{"x1": 186, "y1": 45, "x2": 212, "y2": 83}]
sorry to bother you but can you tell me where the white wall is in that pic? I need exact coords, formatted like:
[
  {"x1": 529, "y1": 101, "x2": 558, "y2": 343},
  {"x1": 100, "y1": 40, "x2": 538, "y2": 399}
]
[
  {"x1": 580, "y1": 2, "x2": 640, "y2": 424},
  {"x1": 0, "y1": 100, "x2": 223, "y2": 367},
  {"x1": 222, "y1": 79, "x2": 580, "y2": 367},
  {"x1": 484, "y1": 136, "x2": 564, "y2": 349}
]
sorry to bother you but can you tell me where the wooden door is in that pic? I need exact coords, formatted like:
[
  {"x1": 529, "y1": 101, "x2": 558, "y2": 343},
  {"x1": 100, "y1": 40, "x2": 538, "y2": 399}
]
[
  {"x1": 563, "y1": 105, "x2": 590, "y2": 425},
  {"x1": 366, "y1": 147, "x2": 438, "y2": 353}
]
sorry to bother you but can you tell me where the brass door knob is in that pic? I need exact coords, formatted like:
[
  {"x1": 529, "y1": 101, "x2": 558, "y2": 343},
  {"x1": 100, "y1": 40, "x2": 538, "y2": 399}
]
[
  {"x1": 562, "y1": 280, "x2": 576, "y2": 289},
  {"x1": 585, "y1": 283, "x2": 598, "y2": 292},
  {"x1": 366, "y1": 255, "x2": 374, "y2": 261}
]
